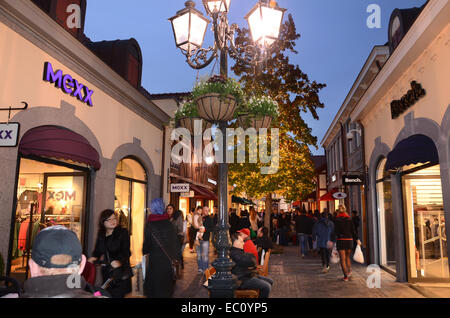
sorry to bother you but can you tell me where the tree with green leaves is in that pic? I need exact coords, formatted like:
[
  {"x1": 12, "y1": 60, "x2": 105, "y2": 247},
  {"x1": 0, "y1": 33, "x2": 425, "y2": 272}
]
[{"x1": 229, "y1": 14, "x2": 326, "y2": 227}]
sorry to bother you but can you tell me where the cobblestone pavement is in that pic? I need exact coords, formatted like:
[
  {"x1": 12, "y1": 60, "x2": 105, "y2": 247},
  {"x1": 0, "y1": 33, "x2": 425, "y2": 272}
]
[
  {"x1": 269, "y1": 245, "x2": 423, "y2": 298},
  {"x1": 171, "y1": 243, "x2": 449, "y2": 298}
]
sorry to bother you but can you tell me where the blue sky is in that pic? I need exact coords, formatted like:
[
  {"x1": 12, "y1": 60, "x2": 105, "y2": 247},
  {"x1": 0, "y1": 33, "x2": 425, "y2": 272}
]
[{"x1": 84, "y1": 0, "x2": 426, "y2": 155}]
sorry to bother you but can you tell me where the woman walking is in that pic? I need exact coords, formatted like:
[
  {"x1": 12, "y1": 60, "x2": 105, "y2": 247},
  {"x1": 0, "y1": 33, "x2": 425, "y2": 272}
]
[
  {"x1": 89, "y1": 209, "x2": 132, "y2": 298},
  {"x1": 334, "y1": 205, "x2": 360, "y2": 281},
  {"x1": 249, "y1": 207, "x2": 259, "y2": 237},
  {"x1": 312, "y1": 212, "x2": 335, "y2": 273},
  {"x1": 143, "y1": 198, "x2": 181, "y2": 298},
  {"x1": 169, "y1": 207, "x2": 186, "y2": 268}
]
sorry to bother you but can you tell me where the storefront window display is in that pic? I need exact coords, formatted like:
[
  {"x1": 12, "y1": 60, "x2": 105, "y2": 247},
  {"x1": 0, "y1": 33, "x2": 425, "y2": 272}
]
[
  {"x1": 179, "y1": 197, "x2": 189, "y2": 219},
  {"x1": 10, "y1": 158, "x2": 88, "y2": 280},
  {"x1": 376, "y1": 158, "x2": 396, "y2": 273},
  {"x1": 402, "y1": 164, "x2": 449, "y2": 281},
  {"x1": 115, "y1": 158, "x2": 147, "y2": 267}
]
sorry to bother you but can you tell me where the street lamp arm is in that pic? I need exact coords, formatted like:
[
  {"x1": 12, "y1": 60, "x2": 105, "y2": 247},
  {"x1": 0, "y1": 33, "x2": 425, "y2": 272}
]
[{"x1": 185, "y1": 45, "x2": 218, "y2": 70}]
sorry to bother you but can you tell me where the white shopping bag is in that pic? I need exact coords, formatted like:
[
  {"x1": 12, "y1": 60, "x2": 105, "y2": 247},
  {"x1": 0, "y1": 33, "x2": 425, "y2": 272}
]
[
  {"x1": 330, "y1": 245, "x2": 340, "y2": 264},
  {"x1": 353, "y1": 245, "x2": 365, "y2": 264},
  {"x1": 260, "y1": 249, "x2": 266, "y2": 266}
]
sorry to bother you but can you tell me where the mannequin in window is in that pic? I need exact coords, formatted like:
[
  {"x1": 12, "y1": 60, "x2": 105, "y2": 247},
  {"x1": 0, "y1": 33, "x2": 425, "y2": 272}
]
[{"x1": 117, "y1": 209, "x2": 129, "y2": 230}]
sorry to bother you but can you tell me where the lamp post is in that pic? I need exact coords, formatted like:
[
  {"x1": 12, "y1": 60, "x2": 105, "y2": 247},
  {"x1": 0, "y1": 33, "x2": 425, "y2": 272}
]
[{"x1": 169, "y1": 0, "x2": 286, "y2": 298}]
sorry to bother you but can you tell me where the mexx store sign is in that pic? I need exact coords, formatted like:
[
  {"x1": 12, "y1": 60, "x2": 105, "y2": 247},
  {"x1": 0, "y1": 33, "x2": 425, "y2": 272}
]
[{"x1": 43, "y1": 62, "x2": 94, "y2": 107}]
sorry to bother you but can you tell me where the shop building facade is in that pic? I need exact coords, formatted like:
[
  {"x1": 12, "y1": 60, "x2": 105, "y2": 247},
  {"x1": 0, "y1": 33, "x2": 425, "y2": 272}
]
[
  {"x1": 293, "y1": 155, "x2": 328, "y2": 213},
  {"x1": 0, "y1": 0, "x2": 171, "y2": 279},
  {"x1": 349, "y1": 1, "x2": 450, "y2": 282},
  {"x1": 322, "y1": 44, "x2": 390, "y2": 253}
]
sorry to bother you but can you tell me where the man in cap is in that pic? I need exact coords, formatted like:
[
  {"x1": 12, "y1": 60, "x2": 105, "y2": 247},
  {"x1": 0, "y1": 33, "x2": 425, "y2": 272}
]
[
  {"x1": 237, "y1": 228, "x2": 259, "y2": 265},
  {"x1": 22, "y1": 226, "x2": 104, "y2": 298}
]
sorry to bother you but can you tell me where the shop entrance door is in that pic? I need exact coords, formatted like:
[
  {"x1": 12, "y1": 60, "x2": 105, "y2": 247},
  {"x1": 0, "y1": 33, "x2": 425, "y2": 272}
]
[
  {"x1": 402, "y1": 164, "x2": 449, "y2": 282},
  {"x1": 9, "y1": 157, "x2": 89, "y2": 282},
  {"x1": 41, "y1": 173, "x2": 87, "y2": 245}
]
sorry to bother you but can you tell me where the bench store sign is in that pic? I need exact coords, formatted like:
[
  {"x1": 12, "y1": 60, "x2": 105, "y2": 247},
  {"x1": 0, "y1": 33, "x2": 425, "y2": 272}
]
[{"x1": 43, "y1": 62, "x2": 94, "y2": 107}]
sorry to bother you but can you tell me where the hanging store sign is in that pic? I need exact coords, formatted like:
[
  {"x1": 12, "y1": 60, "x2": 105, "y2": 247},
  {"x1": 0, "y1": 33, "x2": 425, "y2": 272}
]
[
  {"x1": 390, "y1": 81, "x2": 426, "y2": 119},
  {"x1": 332, "y1": 192, "x2": 348, "y2": 200},
  {"x1": 342, "y1": 175, "x2": 365, "y2": 185},
  {"x1": 0, "y1": 123, "x2": 20, "y2": 147},
  {"x1": 180, "y1": 191, "x2": 195, "y2": 198},
  {"x1": 171, "y1": 183, "x2": 190, "y2": 193},
  {"x1": 43, "y1": 62, "x2": 94, "y2": 107}
]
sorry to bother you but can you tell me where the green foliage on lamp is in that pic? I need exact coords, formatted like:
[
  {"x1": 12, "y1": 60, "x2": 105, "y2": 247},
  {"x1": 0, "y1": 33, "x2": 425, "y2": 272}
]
[
  {"x1": 192, "y1": 75, "x2": 245, "y2": 108},
  {"x1": 0, "y1": 252, "x2": 4, "y2": 277},
  {"x1": 245, "y1": 96, "x2": 280, "y2": 119},
  {"x1": 174, "y1": 99, "x2": 200, "y2": 122}
]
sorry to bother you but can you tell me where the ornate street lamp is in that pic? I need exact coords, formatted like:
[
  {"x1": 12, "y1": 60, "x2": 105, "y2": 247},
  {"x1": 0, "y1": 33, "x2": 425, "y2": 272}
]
[
  {"x1": 169, "y1": 1, "x2": 210, "y2": 54},
  {"x1": 169, "y1": 0, "x2": 286, "y2": 298},
  {"x1": 203, "y1": 0, "x2": 231, "y2": 15},
  {"x1": 245, "y1": 0, "x2": 286, "y2": 48}
]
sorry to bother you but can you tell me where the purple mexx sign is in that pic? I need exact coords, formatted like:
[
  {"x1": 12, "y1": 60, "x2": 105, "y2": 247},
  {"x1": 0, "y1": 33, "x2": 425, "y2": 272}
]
[{"x1": 43, "y1": 62, "x2": 94, "y2": 107}]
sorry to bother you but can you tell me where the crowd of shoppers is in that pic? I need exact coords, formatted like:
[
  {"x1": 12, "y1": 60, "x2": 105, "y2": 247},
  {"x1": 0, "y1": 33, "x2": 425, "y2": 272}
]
[{"x1": 1, "y1": 200, "x2": 361, "y2": 298}]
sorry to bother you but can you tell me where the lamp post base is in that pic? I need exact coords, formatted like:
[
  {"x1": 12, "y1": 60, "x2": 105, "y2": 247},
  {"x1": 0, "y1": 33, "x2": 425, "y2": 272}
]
[{"x1": 208, "y1": 257, "x2": 237, "y2": 298}]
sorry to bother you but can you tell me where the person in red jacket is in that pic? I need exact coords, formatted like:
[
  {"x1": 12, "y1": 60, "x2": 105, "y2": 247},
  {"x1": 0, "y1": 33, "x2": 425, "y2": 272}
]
[{"x1": 237, "y1": 228, "x2": 259, "y2": 265}]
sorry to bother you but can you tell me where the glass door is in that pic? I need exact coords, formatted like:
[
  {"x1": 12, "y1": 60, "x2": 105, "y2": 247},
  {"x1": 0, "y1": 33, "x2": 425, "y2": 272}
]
[
  {"x1": 115, "y1": 158, "x2": 148, "y2": 268},
  {"x1": 42, "y1": 173, "x2": 87, "y2": 245},
  {"x1": 402, "y1": 164, "x2": 449, "y2": 282}
]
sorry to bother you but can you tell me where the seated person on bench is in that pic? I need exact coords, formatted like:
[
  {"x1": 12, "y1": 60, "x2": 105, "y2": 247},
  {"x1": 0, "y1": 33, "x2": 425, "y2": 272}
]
[{"x1": 229, "y1": 233, "x2": 273, "y2": 298}]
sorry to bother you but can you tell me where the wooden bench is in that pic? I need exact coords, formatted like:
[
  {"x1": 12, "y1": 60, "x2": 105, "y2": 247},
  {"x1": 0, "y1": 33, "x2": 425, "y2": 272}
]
[
  {"x1": 204, "y1": 267, "x2": 260, "y2": 298},
  {"x1": 257, "y1": 249, "x2": 271, "y2": 277}
]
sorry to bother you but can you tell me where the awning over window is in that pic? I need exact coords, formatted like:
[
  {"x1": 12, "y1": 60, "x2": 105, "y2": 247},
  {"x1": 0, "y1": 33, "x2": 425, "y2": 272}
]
[
  {"x1": 190, "y1": 184, "x2": 217, "y2": 200},
  {"x1": 385, "y1": 134, "x2": 439, "y2": 171},
  {"x1": 231, "y1": 195, "x2": 255, "y2": 205},
  {"x1": 19, "y1": 126, "x2": 101, "y2": 170},
  {"x1": 319, "y1": 189, "x2": 338, "y2": 201}
]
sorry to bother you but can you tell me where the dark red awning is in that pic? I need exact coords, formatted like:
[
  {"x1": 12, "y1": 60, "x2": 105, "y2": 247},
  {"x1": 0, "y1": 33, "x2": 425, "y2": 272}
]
[
  {"x1": 319, "y1": 189, "x2": 338, "y2": 201},
  {"x1": 190, "y1": 184, "x2": 217, "y2": 200},
  {"x1": 19, "y1": 126, "x2": 101, "y2": 170}
]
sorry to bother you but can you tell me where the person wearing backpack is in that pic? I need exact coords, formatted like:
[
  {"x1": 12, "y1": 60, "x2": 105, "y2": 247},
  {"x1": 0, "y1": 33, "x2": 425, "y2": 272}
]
[{"x1": 312, "y1": 212, "x2": 335, "y2": 273}]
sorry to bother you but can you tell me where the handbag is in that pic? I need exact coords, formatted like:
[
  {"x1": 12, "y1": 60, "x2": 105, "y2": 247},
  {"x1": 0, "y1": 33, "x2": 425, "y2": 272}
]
[
  {"x1": 105, "y1": 248, "x2": 133, "y2": 281},
  {"x1": 151, "y1": 232, "x2": 182, "y2": 281}
]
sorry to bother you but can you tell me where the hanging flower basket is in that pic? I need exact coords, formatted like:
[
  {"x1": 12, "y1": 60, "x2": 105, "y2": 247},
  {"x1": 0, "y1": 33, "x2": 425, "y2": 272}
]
[
  {"x1": 176, "y1": 117, "x2": 212, "y2": 135},
  {"x1": 196, "y1": 93, "x2": 237, "y2": 122},
  {"x1": 238, "y1": 113, "x2": 273, "y2": 130},
  {"x1": 238, "y1": 96, "x2": 279, "y2": 129}
]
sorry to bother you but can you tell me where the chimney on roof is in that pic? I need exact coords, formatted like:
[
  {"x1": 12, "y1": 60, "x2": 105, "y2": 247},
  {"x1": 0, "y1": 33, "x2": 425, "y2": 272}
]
[{"x1": 32, "y1": 0, "x2": 87, "y2": 39}]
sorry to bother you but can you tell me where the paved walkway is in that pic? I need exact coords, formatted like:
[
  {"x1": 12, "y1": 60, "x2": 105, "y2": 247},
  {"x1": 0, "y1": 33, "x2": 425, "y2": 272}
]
[
  {"x1": 269, "y1": 245, "x2": 422, "y2": 298},
  {"x1": 172, "y1": 243, "x2": 435, "y2": 298}
]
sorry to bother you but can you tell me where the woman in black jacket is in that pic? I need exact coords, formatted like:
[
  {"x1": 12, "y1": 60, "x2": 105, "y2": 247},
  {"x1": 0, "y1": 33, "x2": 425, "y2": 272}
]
[
  {"x1": 170, "y1": 208, "x2": 186, "y2": 268},
  {"x1": 143, "y1": 198, "x2": 181, "y2": 298},
  {"x1": 334, "y1": 205, "x2": 361, "y2": 281},
  {"x1": 89, "y1": 209, "x2": 132, "y2": 298},
  {"x1": 255, "y1": 227, "x2": 273, "y2": 263}
]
